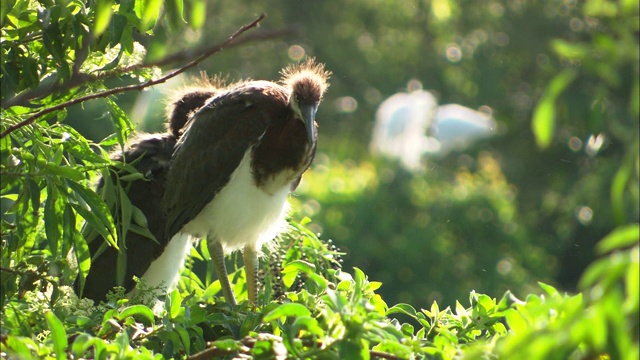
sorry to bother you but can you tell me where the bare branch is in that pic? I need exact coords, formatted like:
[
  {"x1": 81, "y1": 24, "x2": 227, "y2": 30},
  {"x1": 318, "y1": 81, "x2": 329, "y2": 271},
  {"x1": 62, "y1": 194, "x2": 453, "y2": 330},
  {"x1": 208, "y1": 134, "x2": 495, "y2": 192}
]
[
  {"x1": 0, "y1": 14, "x2": 267, "y2": 139},
  {"x1": 134, "y1": 26, "x2": 300, "y2": 70},
  {"x1": 1, "y1": 24, "x2": 298, "y2": 110}
]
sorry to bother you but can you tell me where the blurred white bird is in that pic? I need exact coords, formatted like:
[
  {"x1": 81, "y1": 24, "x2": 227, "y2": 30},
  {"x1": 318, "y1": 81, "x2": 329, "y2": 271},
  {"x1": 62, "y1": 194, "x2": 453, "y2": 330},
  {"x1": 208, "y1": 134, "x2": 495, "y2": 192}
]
[{"x1": 370, "y1": 85, "x2": 496, "y2": 170}]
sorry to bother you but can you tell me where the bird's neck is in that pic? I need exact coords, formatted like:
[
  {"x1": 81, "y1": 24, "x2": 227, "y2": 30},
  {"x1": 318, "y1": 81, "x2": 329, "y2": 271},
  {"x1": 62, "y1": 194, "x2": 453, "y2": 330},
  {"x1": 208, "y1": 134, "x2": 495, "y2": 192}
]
[{"x1": 251, "y1": 113, "x2": 316, "y2": 194}]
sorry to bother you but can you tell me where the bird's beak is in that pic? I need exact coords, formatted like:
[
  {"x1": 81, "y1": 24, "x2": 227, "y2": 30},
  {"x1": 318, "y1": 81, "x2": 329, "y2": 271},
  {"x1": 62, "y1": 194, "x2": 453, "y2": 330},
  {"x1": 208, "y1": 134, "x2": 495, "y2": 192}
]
[{"x1": 302, "y1": 104, "x2": 318, "y2": 143}]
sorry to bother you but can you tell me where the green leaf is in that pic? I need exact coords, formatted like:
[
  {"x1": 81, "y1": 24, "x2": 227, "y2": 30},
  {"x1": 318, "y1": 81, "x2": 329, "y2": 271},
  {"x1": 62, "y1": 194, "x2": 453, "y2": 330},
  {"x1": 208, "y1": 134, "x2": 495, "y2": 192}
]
[
  {"x1": 189, "y1": 0, "x2": 205, "y2": 29},
  {"x1": 165, "y1": 0, "x2": 184, "y2": 29},
  {"x1": 45, "y1": 163, "x2": 85, "y2": 181},
  {"x1": 504, "y1": 308, "x2": 527, "y2": 334},
  {"x1": 139, "y1": 0, "x2": 162, "y2": 32},
  {"x1": 108, "y1": 13, "x2": 128, "y2": 46},
  {"x1": 531, "y1": 69, "x2": 577, "y2": 149},
  {"x1": 117, "y1": 181, "x2": 132, "y2": 242},
  {"x1": 45, "y1": 312, "x2": 68, "y2": 360},
  {"x1": 538, "y1": 282, "x2": 560, "y2": 299},
  {"x1": 624, "y1": 250, "x2": 639, "y2": 313},
  {"x1": 44, "y1": 183, "x2": 63, "y2": 256},
  {"x1": 551, "y1": 39, "x2": 589, "y2": 60},
  {"x1": 263, "y1": 303, "x2": 311, "y2": 322},
  {"x1": 611, "y1": 152, "x2": 636, "y2": 224},
  {"x1": 70, "y1": 333, "x2": 93, "y2": 357},
  {"x1": 596, "y1": 224, "x2": 639, "y2": 254},
  {"x1": 175, "y1": 325, "x2": 190, "y2": 353},
  {"x1": 117, "y1": 305, "x2": 155, "y2": 325},
  {"x1": 282, "y1": 260, "x2": 316, "y2": 287},
  {"x1": 386, "y1": 303, "x2": 417, "y2": 318},
  {"x1": 93, "y1": 0, "x2": 113, "y2": 36},
  {"x1": 169, "y1": 289, "x2": 182, "y2": 319},
  {"x1": 105, "y1": 98, "x2": 133, "y2": 148},
  {"x1": 27, "y1": 178, "x2": 41, "y2": 214},
  {"x1": 212, "y1": 339, "x2": 241, "y2": 351},
  {"x1": 291, "y1": 316, "x2": 324, "y2": 337},
  {"x1": 67, "y1": 179, "x2": 116, "y2": 245}
]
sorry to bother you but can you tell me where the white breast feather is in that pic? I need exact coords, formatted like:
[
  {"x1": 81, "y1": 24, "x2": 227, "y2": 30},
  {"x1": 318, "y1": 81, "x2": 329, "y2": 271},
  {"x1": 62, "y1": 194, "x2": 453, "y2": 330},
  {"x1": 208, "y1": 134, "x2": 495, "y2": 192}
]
[
  {"x1": 183, "y1": 150, "x2": 291, "y2": 252},
  {"x1": 140, "y1": 150, "x2": 291, "y2": 293},
  {"x1": 139, "y1": 232, "x2": 192, "y2": 294}
]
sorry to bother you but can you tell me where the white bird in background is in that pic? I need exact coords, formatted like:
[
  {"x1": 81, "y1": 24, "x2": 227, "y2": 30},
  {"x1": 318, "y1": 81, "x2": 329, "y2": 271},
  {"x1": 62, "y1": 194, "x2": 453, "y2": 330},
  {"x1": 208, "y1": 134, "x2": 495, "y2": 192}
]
[{"x1": 370, "y1": 82, "x2": 497, "y2": 171}]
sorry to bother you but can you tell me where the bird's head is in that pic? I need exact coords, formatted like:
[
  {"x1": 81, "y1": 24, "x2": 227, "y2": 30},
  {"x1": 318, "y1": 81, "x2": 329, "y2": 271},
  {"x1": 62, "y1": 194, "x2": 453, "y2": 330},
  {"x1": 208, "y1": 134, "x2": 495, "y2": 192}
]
[{"x1": 281, "y1": 58, "x2": 331, "y2": 143}]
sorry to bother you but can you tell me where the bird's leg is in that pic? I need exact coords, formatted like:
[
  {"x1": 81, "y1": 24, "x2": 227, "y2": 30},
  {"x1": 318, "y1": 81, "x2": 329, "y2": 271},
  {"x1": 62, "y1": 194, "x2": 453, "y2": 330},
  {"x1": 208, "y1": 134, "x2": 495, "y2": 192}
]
[
  {"x1": 208, "y1": 240, "x2": 237, "y2": 306},
  {"x1": 243, "y1": 244, "x2": 259, "y2": 306}
]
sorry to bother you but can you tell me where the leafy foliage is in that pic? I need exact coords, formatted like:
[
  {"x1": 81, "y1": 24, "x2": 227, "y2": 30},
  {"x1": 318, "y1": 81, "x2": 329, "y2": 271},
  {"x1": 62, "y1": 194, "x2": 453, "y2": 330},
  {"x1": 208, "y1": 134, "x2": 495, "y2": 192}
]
[
  {"x1": 1, "y1": 0, "x2": 638, "y2": 359},
  {"x1": 2, "y1": 221, "x2": 637, "y2": 359}
]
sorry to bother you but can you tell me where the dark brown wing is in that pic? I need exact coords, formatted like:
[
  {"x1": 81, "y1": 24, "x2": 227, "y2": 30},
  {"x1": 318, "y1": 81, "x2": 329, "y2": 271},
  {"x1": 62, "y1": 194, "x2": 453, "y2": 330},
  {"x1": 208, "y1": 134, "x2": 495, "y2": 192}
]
[
  {"x1": 163, "y1": 86, "x2": 287, "y2": 240},
  {"x1": 75, "y1": 134, "x2": 176, "y2": 302}
]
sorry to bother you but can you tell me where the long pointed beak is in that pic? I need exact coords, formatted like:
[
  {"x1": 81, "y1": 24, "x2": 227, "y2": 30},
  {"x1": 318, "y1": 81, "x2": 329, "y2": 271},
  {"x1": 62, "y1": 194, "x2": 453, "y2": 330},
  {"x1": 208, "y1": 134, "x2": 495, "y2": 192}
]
[{"x1": 302, "y1": 105, "x2": 318, "y2": 143}]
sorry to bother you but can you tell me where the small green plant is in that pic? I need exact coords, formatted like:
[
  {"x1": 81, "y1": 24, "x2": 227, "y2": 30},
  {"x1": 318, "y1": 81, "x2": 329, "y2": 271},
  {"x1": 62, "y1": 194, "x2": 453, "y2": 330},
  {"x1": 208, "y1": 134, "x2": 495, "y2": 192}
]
[{"x1": 1, "y1": 222, "x2": 637, "y2": 359}]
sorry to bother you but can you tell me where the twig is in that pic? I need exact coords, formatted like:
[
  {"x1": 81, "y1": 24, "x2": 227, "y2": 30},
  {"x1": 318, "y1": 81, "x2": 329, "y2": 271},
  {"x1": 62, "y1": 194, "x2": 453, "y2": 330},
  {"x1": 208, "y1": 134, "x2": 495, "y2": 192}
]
[
  {"x1": 0, "y1": 266, "x2": 47, "y2": 280},
  {"x1": 370, "y1": 350, "x2": 404, "y2": 360},
  {"x1": 133, "y1": 27, "x2": 299, "y2": 70},
  {"x1": 0, "y1": 14, "x2": 266, "y2": 140}
]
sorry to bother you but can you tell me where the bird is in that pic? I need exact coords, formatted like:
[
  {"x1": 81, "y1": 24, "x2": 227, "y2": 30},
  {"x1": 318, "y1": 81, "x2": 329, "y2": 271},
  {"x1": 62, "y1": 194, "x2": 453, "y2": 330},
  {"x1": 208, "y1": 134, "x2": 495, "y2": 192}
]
[
  {"x1": 159, "y1": 58, "x2": 330, "y2": 305},
  {"x1": 74, "y1": 80, "x2": 221, "y2": 302},
  {"x1": 371, "y1": 84, "x2": 496, "y2": 171}
]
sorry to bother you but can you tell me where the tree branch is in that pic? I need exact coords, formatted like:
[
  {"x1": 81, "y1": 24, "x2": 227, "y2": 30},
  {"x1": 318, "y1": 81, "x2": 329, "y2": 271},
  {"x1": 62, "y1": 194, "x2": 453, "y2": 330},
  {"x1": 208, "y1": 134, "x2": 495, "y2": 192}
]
[
  {"x1": 0, "y1": 14, "x2": 267, "y2": 139},
  {"x1": 0, "y1": 266, "x2": 54, "y2": 283},
  {"x1": 1, "y1": 25, "x2": 298, "y2": 110}
]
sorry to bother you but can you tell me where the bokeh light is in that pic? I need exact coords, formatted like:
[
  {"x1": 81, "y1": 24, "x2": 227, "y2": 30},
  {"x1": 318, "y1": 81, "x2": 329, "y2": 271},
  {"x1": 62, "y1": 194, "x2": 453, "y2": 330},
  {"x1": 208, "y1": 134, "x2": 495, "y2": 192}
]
[
  {"x1": 445, "y1": 44, "x2": 462, "y2": 62},
  {"x1": 335, "y1": 96, "x2": 358, "y2": 113},
  {"x1": 288, "y1": 45, "x2": 306, "y2": 61}
]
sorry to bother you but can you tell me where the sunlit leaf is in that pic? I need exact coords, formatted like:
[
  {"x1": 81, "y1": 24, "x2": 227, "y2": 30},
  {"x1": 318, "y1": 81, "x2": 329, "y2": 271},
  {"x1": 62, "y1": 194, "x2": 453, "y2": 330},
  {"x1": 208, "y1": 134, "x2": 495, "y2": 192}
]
[
  {"x1": 169, "y1": 289, "x2": 182, "y2": 319},
  {"x1": 504, "y1": 308, "x2": 527, "y2": 334},
  {"x1": 531, "y1": 69, "x2": 577, "y2": 149},
  {"x1": 263, "y1": 303, "x2": 311, "y2": 322},
  {"x1": 611, "y1": 155, "x2": 636, "y2": 225},
  {"x1": 624, "y1": 247, "x2": 639, "y2": 313},
  {"x1": 105, "y1": 98, "x2": 133, "y2": 149},
  {"x1": 93, "y1": 0, "x2": 113, "y2": 36},
  {"x1": 537, "y1": 282, "x2": 559, "y2": 299},
  {"x1": 189, "y1": 0, "x2": 205, "y2": 29},
  {"x1": 386, "y1": 303, "x2": 417, "y2": 318},
  {"x1": 140, "y1": 0, "x2": 162, "y2": 32},
  {"x1": 117, "y1": 305, "x2": 155, "y2": 325},
  {"x1": 292, "y1": 316, "x2": 324, "y2": 337},
  {"x1": 45, "y1": 312, "x2": 67, "y2": 360},
  {"x1": 212, "y1": 339, "x2": 241, "y2": 351},
  {"x1": 596, "y1": 224, "x2": 640, "y2": 254}
]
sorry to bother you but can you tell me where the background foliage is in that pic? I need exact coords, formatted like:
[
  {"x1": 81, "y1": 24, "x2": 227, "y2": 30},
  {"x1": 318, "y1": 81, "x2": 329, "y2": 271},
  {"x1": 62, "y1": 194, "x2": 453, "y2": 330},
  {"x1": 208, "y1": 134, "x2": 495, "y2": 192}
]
[{"x1": 1, "y1": 0, "x2": 638, "y2": 358}]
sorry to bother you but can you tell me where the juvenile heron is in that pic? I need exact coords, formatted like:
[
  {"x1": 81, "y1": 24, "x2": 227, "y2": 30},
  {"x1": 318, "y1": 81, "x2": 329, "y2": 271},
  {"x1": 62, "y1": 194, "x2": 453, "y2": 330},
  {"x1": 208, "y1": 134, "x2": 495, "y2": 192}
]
[
  {"x1": 161, "y1": 58, "x2": 330, "y2": 305},
  {"x1": 75, "y1": 82, "x2": 220, "y2": 302}
]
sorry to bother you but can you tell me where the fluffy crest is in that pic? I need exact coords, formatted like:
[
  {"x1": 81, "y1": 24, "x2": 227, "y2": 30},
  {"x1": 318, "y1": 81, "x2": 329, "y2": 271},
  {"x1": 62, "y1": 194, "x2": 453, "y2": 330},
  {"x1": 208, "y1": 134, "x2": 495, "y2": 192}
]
[
  {"x1": 164, "y1": 73, "x2": 231, "y2": 137},
  {"x1": 280, "y1": 58, "x2": 331, "y2": 103}
]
